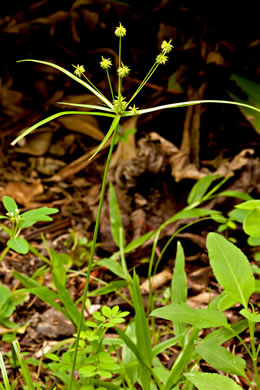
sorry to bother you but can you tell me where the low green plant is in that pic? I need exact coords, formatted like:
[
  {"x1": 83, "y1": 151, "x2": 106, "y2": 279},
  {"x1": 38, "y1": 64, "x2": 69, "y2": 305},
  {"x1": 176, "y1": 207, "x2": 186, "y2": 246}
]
[
  {"x1": 3, "y1": 22, "x2": 259, "y2": 389},
  {"x1": 0, "y1": 196, "x2": 58, "y2": 260}
]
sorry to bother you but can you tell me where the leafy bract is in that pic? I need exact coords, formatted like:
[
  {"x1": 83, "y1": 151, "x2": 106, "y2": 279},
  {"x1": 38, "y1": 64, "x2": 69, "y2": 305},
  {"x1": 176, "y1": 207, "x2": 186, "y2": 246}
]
[
  {"x1": 206, "y1": 233, "x2": 255, "y2": 307},
  {"x1": 2, "y1": 196, "x2": 18, "y2": 214},
  {"x1": 150, "y1": 302, "x2": 228, "y2": 328}
]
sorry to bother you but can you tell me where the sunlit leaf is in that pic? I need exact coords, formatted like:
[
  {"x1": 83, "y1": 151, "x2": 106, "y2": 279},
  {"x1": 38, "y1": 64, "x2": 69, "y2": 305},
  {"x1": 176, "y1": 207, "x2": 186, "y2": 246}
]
[
  {"x1": 206, "y1": 233, "x2": 255, "y2": 307},
  {"x1": 185, "y1": 372, "x2": 242, "y2": 390}
]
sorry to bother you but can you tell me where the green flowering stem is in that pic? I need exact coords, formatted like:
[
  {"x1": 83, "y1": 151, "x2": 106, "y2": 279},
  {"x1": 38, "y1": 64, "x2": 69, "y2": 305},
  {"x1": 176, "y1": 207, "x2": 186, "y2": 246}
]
[
  {"x1": 106, "y1": 68, "x2": 114, "y2": 100},
  {"x1": 126, "y1": 62, "x2": 159, "y2": 109},
  {"x1": 248, "y1": 320, "x2": 260, "y2": 389},
  {"x1": 68, "y1": 115, "x2": 120, "y2": 390}
]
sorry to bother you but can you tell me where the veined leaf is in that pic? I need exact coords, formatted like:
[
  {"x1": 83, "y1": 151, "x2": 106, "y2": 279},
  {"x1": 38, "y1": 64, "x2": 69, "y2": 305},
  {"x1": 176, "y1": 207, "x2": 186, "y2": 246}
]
[
  {"x1": 150, "y1": 302, "x2": 228, "y2": 328},
  {"x1": 206, "y1": 233, "x2": 255, "y2": 307},
  {"x1": 236, "y1": 200, "x2": 260, "y2": 209},
  {"x1": 7, "y1": 238, "x2": 29, "y2": 254},
  {"x1": 240, "y1": 308, "x2": 260, "y2": 322},
  {"x1": 195, "y1": 341, "x2": 246, "y2": 377},
  {"x1": 185, "y1": 372, "x2": 242, "y2": 390}
]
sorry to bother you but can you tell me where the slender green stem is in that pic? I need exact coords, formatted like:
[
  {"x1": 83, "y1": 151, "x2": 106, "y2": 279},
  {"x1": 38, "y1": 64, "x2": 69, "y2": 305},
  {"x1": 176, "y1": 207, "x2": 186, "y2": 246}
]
[
  {"x1": 106, "y1": 68, "x2": 114, "y2": 100},
  {"x1": 0, "y1": 247, "x2": 9, "y2": 262},
  {"x1": 118, "y1": 36, "x2": 122, "y2": 101},
  {"x1": 68, "y1": 116, "x2": 121, "y2": 390},
  {"x1": 248, "y1": 320, "x2": 260, "y2": 389},
  {"x1": 126, "y1": 62, "x2": 159, "y2": 108}
]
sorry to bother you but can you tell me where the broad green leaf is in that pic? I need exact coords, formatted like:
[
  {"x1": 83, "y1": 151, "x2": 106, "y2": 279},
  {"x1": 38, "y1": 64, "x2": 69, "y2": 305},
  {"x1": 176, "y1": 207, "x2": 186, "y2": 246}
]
[
  {"x1": 228, "y1": 208, "x2": 249, "y2": 223},
  {"x1": 187, "y1": 175, "x2": 215, "y2": 205},
  {"x1": 150, "y1": 303, "x2": 228, "y2": 328},
  {"x1": 195, "y1": 341, "x2": 246, "y2": 377},
  {"x1": 171, "y1": 242, "x2": 187, "y2": 345},
  {"x1": 240, "y1": 308, "x2": 260, "y2": 322},
  {"x1": 206, "y1": 233, "x2": 255, "y2": 307},
  {"x1": 204, "y1": 319, "x2": 248, "y2": 345},
  {"x1": 236, "y1": 200, "x2": 260, "y2": 210},
  {"x1": 0, "y1": 284, "x2": 10, "y2": 302},
  {"x1": 229, "y1": 74, "x2": 260, "y2": 133},
  {"x1": 2, "y1": 196, "x2": 18, "y2": 214},
  {"x1": 185, "y1": 372, "x2": 242, "y2": 390},
  {"x1": 243, "y1": 208, "x2": 260, "y2": 237},
  {"x1": 109, "y1": 182, "x2": 125, "y2": 247},
  {"x1": 98, "y1": 258, "x2": 125, "y2": 279},
  {"x1": 7, "y1": 237, "x2": 29, "y2": 254},
  {"x1": 248, "y1": 236, "x2": 260, "y2": 246}
]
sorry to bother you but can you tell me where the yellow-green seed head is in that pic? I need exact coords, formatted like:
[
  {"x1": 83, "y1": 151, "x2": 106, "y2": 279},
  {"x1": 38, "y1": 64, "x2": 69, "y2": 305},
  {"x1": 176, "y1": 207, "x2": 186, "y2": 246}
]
[
  {"x1": 156, "y1": 53, "x2": 169, "y2": 65},
  {"x1": 161, "y1": 39, "x2": 174, "y2": 54},
  {"x1": 72, "y1": 64, "x2": 85, "y2": 78},
  {"x1": 100, "y1": 56, "x2": 112, "y2": 69},
  {"x1": 117, "y1": 63, "x2": 130, "y2": 77},
  {"x1": 115, "y1": 23, "x2": 127, "y2": 37}
]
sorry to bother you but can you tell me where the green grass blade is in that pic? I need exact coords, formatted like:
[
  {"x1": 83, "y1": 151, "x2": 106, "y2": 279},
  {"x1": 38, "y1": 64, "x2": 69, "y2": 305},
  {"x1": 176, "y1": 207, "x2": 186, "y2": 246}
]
[
  {"x1": 88, "y1": 115, "x2": 120, "y2": 160},
  {"x1": 11, "y1": 111, "x2": 116, "y2": 146},
  {"x1": 0, "y1": 352, "x2": 11, "y2": 390},
  {"x1": 17, "y1": 59, "x2": 114, "y2": 109},
  {"x1": 171, "y1": 242, "x2": 187, "y2": 346},
  {"x1": 122, "y1": 99, "x2": 260, "y2": 116},
  {"x1": 57, "y1": 102, "x2": 113, "y2": 112},
  {"x1": 206, "y1": 233, "x2": 255, "y2": 307},
  {"x1": 187, "y1": 175, "x2": 216, "y2": 205},
  {"x1": 12, "y1": 341, "x2": 35, "y2": 390},
  {"x1": 165, "y1": 328, "x2": 200, "y2": 389}
]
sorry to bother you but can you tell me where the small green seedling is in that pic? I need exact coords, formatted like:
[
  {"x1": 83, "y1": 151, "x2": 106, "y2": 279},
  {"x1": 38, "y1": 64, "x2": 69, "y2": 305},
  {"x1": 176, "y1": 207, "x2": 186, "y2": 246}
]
[{"x1": 0, "y1": 196, "x2": 58, "y2": 259}]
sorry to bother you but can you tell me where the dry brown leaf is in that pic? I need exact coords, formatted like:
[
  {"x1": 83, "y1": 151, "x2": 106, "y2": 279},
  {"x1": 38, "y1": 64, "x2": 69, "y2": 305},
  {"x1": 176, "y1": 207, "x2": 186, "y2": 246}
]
[
  {"x1": 15, "y1": 129, "x2": 53, "y2": 156},
  {"x1": 1, "y1": 181, "x2": 44, "y2": 207},
  {"x1": 57, "y1": 116, "x2": 104, "y2": 140}
]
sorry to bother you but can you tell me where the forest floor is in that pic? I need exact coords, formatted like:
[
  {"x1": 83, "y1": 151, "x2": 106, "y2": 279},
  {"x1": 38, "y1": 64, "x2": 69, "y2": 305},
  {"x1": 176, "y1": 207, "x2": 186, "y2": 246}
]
[{"x1": 0, "y1": 1, "x2": 259, "y2": 388}]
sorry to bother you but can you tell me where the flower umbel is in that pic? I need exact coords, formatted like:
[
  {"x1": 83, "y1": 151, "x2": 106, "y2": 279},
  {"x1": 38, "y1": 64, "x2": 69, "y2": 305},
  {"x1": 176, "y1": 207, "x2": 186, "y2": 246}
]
[
  {"x1": 156, "y1": 53, "x2": 169, "y2": 65},
  {"x1": 161, "y1": 39, "x2": 174, "y2": 54},
  {"x1": 115, "y1": 23, "x2": 126, "y2": 37},
  {"x1": 129, "y1": 104, "x2": 139, "y2": 115},
  {"x1": 100, "y1": 56, "x2": 112, "y2": 69},
  {"x1": 72, "y1": 64, "x2": 85, "y2": 78},
  {"x1": 117, "y1": 63, "x2": 130, "y2": 78},
  {"x1": 113, "y1": 96, "x2": 127, "y2": 112}
]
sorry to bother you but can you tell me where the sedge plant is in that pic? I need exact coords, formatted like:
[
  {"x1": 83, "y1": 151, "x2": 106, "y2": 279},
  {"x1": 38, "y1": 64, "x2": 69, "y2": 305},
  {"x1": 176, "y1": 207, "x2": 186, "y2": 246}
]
[{"x1": 11, "y1": 23, "x2": 260, "y2": 389}]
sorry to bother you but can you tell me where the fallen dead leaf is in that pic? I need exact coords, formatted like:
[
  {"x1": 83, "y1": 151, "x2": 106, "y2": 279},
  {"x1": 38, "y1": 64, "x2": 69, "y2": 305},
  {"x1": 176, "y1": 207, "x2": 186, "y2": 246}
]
[{"x1": 1, "y1": 181, "x2": 44, "y2": 207}]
